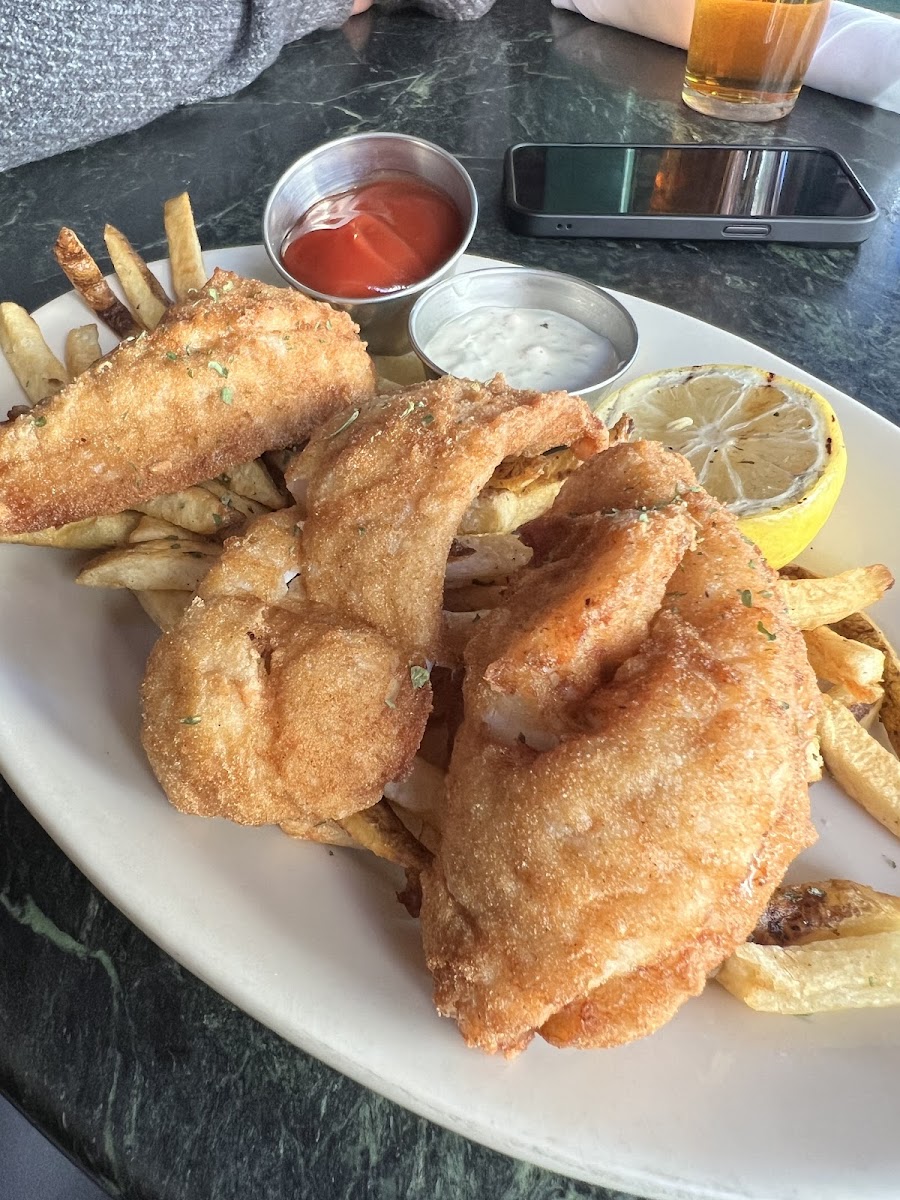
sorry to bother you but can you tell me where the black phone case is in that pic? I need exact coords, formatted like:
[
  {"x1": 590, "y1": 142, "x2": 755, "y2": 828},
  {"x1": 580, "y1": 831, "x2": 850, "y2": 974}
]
[{"x1": 503, "y1": 143, "x2": 879, "y2": 246}]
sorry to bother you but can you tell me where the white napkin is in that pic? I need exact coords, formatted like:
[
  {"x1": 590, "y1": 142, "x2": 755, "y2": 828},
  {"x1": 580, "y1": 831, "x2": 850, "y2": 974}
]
[{"x1": 551, "y1": 0, "x2": 900, "y2": 114}]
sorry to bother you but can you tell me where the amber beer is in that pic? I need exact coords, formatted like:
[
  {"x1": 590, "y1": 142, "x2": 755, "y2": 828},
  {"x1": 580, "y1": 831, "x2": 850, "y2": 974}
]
[{"x1": 683, "y1": 0, "x2": 831, "y2": 121}]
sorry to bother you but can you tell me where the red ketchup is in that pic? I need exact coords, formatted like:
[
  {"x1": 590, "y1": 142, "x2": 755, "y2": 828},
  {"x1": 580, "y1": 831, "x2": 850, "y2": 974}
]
[{"x1": 280, "y1": 173, "x2": 463, "y2": 299}]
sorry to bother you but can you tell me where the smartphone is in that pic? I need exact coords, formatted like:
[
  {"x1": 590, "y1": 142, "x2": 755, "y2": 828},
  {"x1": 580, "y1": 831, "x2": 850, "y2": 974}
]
[{"x1": 503, "y1": 143, "x2": 878, "y2": 244}]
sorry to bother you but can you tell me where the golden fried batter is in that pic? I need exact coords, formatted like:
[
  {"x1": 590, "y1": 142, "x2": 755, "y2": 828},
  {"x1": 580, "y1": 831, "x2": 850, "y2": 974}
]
[
  {"x1": 142, "y1": 379, "x2": 605, "y2": 830},
  {"x1": 420, "y1": 441, "x2": 820, "y2": 1055},
  {"x1": 0, "y1": 270, "x2": 375, "y2": 533}
]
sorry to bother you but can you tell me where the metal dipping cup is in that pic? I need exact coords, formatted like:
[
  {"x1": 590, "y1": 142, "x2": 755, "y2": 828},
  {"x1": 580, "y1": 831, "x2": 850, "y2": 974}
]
[
  {"x1": 262, "y1": 132, "x2": 478, "y2": 356},
  {"x1": 407, "y1": 266, "x2": 639, "y2": 410}
]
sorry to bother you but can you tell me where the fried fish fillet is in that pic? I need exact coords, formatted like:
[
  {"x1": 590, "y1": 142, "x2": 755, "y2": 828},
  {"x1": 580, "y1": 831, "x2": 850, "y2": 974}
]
[
  {"x1": 141, "y1": 378, "x2": 606, "y2": 831},
  {"x1": 141, "y1": 507, "x2": 431, "y2": 828},
  {"x1": 287, "y1": 375, "x2": 607, "y2": 664},
  {"x1": 420, "y1": 440, "x2": 821, "y2": 1055},
  {"x1": 0, "y1": 269, "x2": 375, "y2": 534}
]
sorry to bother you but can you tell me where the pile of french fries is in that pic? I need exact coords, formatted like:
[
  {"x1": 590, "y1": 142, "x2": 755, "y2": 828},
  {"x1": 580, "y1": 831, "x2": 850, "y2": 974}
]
[{"x1": 2, "y1": 194, "x2": 900, "y2": 1023}]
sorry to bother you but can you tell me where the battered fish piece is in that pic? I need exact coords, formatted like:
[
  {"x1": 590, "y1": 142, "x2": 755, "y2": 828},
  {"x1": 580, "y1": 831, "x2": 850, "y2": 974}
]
[
  {"x1": 287, "y1": 375, "x2": 607, "y2": 664},
  {"x1": 0, "y1": 269, "x2": 375, "y2": 534},
  {"x1": 420, "y1": 441, "x2": 820, "y2": 1055},
  {"x1": 142, "y1": 508, "x2": 431, "y2": 828},
  {"x1": 142, "y1": 379, "x2": 605, "y2": 829}
]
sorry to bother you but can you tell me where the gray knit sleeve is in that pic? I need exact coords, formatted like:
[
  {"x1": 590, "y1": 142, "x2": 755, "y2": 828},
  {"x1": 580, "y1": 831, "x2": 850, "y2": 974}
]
[
  {"x1": 0, "y1": 0, "x2": 497, "y2": 171},
  {"x1": 0, "y1": 0, "x2": 361, "y2": 170}
]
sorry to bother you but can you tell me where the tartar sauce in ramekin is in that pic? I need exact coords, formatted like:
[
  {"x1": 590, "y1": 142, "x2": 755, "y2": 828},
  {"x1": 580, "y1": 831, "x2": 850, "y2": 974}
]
[{"x1": 423, "y1": 305, "x2": 617, "y2": 393}]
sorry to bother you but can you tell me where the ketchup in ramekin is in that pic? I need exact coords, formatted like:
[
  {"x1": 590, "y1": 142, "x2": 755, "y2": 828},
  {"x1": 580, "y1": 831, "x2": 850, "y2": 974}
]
[{"x1": 280, "y1": 173, "x2": 464, "y2": 300}]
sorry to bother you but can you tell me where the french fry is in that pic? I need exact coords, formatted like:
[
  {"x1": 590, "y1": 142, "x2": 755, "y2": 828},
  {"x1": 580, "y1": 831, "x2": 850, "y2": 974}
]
[
  {"x1": 716, "y1": 932, "x2": 900, "y2": 1014},
  {"x1": 803, "y1": 625, "x2": 885, "y2": 700},
  {"x1": 751, "y1": 879, "x2": 900, "y2": 945},
  {"x1": 445, "y1": 534, "x2": 532, "y2": 588},
  {"x1": 831, "y1": 609, "x2": 900, "y2": 758},
  {"x1": 781, "y1": 565, "x2": 894, "y2": 630},
  {"x1": 200, "y1": 479, "x2": 269, "y2": 521},
  {"x1": 819, "y1": 691, "x2": 900, "y2": 838},
  {"x1": 163, "y1": 193, "x2": 206, "y2": 300},
  {"x1": 281, "y1": 818, "x2": 357, "y2": 848},
  {"x1": 339, "y1": 800, "x2": 431, "y2": 871},
  {"x1": 828, "y1": 682, "x2": 884, "y2": 730},
  {"x1": 65, "y1": 324, "x2": 102, "y2": 378},
  {"x1": 458, "y1": 451, "x2": 583, "y2": 535},
  {"x1": 134, "y1": 588, "x2": 193, "y2": 632},
  {"x1": 104, "y1": 224, "x2": 171, "y2": 330},
  {"x1": 383, "y1": 756, "x2": 446, "y2": 853},
  {"x1": 135, "y1": 487, "x2": 243, "y2": 536},
  {"x1": 0, "y1": 302, "x2": 68, "y2": 404},
  {"x1": 215, "y1": 459, "x2": 287, "y2": 510},
  {"x1": 127, "y1": 515, "x2": 191, "y2": 544},
  {"x1": 460, "y1": 485, "x2": 564, "y2": 535},
  {"x1": 77, "y1": 540, "x2": 220, "y2": 591},
  {"x1": 52, "y1": 227, "x2": 141, "y2": 338},
  {"x1": 0, "y1": 511, "x2": 142, "y2": 550}
]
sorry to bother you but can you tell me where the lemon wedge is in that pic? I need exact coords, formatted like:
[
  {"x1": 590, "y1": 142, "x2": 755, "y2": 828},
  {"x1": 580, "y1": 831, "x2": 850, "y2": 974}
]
[{"x1": 600, "y1": 364, "x2": 847, "y2": 568}]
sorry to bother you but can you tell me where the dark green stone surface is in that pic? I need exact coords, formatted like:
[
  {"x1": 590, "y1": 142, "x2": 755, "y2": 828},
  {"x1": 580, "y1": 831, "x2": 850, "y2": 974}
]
[{"x1": 1, "y1": 2, "x2": 898, "y2": 1197}]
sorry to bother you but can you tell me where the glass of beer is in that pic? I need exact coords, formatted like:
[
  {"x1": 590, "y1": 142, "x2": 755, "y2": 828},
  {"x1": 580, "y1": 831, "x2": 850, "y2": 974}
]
[{"x1": 683, "y1": 0, "x2": 831, "y2": 122}]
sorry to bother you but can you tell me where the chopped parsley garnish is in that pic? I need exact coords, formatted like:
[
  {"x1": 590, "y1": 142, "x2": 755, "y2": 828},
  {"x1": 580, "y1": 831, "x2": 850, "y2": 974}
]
[
  {"x1": 421, "y1": 411, "x2": 434, "y2": 426},
  {"x1": 165, "y1": 351, "x2": 179, "y2": 361},
  {"x1": 409, "y1": 665, "x2": 431, "y2": 689},
  {"x1": 757, "y1": 620, "x2": 776, "y2": 641},
  {"x1": 208, "y1": 361, "x2": 228, "y2": 377},
  {"x1": 180, "y1": 715, "x2": 201, "y2": 725},
  {"x1": 357, "y1": 526, "x2": 367, "y2": 536},
  {"x1": 739, "y1": 589, "x2": 752, "y2": 607},
  {"x1": 220, "y1": 386, "x2": 234, "y2": 404},
  {"x1": 32, "y1": 415, "x2": 47, "y2": 427},
  {"x1": 208, "y1": 287, "x2": 219, "y2": 302}
]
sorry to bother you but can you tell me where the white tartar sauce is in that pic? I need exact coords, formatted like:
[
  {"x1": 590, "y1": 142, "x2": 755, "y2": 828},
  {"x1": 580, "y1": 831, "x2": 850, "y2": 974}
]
[{"x1": 423, "y1": 305, "x2": 617, "y2": 393}]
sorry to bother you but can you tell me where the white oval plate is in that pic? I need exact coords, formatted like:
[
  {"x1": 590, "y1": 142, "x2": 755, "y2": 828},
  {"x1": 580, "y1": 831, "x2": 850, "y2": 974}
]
[{"x1": 1, "y1": 248, "x2": 899, "y2": 1200}]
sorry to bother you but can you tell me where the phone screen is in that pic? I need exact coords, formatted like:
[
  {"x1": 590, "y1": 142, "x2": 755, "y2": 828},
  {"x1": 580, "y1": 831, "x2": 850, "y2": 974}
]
[{"x1": 509, "y1": 145, "x2": 873, "y2": 219}]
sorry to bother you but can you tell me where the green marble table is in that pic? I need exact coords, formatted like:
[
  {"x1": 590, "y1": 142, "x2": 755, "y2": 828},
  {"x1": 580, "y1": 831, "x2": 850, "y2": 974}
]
[{"x1": 1, "y1": 2, "x2": 898, "y2": 1197}]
